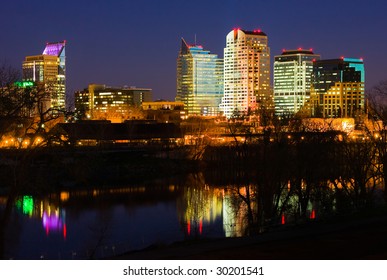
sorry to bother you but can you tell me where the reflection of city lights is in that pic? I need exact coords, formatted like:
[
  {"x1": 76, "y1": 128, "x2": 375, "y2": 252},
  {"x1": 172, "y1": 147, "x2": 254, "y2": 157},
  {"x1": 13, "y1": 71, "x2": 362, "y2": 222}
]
[
  {"x1": 310, "y1": 209, "x2": 316, "y2": 219},
  {"x1": 60, "y1": 191, "x2": 70, "y2": 201},
  {"x1": 42, "y1": 210, "x2": 67, "y2": 239},
  {"x1": 15, "y1": 196, "x2": 34, "y2": 216}
]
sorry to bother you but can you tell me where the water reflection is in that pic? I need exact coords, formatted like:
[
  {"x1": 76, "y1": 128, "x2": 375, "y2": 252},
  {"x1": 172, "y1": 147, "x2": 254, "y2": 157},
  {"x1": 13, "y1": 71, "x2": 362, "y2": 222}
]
[
  {"x1": 15, "y1": 196, "x2": 67, "y2": 239},
  {"x1": 42, "y1": 209, "x2": 66, "y2": 238},
  {"x1": 0, "y1": 173, "x2": 353, "y2": 259},
  {"x1": 177, "y1": 174, "x2": 223, "y2": 237}
]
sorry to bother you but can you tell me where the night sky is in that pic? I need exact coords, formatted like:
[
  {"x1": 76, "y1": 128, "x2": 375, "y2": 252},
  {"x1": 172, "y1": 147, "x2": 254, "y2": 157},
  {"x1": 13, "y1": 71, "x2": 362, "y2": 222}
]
[{"x1": 1, "y1": 0, "x2": 387, "y2": 101}]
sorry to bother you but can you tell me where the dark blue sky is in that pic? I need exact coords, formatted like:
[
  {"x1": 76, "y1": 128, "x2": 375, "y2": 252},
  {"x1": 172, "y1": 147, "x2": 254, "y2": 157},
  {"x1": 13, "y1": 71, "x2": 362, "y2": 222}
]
[{"x1": 1, "y1": 0, "x2": 386, "y2": 101}]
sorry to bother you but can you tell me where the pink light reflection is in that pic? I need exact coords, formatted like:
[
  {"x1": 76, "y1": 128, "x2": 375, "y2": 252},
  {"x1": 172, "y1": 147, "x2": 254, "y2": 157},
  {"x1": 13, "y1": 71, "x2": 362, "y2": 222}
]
[{"x1": 42, "y1": 211, "x2": 66, "y2": 238}]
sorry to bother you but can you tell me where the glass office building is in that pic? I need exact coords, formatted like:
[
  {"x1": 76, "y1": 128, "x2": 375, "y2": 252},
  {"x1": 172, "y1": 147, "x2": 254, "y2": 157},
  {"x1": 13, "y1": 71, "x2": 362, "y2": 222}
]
[
  {"x1": 274, "y1": 49, "x2": 320, "y2": 116},
  {"x1": 310, "y1": 58, "x2": 365, "y2": 118},
  {"x1": 176, "y1": 38, "x2": 223, "y2": 116}
]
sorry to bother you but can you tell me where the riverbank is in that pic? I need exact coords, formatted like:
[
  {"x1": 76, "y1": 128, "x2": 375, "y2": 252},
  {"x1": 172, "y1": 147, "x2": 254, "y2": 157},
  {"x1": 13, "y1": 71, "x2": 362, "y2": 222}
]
[
  {"x1": 0, "y1": 146, "x2": 201, "y2": 195},
  {"x1": 113, "y1": 209, "x2": 387, "y2": 260}
]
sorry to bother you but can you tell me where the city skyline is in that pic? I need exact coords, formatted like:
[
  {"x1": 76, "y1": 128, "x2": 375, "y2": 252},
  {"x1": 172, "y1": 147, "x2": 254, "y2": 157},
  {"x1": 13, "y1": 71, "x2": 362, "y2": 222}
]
[{"x1": 1, "y1": 0, "x2": 386, "y2": 102}]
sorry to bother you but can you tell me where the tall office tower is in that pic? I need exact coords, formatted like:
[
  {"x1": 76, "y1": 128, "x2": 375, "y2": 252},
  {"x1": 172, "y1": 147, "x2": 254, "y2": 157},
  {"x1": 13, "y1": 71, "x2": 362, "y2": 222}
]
[
  {"x1": 22, "y1": 41, "x2": 66, "y2": 111},
  {"x1": 176, "y1": 38, "x2": 223, "y2": 116},
  {"x1": 274, "y1": 49, "x2": 320, "y2": 116},
  {"x1": 310, "y1": 58, "x2": 365, "y2": 118},
  {"x1": 220, "y1": 29, "x2": 271, "y2": 118}
]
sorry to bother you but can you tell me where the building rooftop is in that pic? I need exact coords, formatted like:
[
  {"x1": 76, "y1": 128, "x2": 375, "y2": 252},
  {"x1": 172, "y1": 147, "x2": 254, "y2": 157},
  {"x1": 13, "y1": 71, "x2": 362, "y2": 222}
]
[
  {"x1": 240, "y1": 29, "x2": 267, "y2": 36},
  {"x1": 281, "y1": 49, "x2": 315, "y2": 55},
  {"x1": 43, "y1": 41, "x2": 66, "y2": 56}
]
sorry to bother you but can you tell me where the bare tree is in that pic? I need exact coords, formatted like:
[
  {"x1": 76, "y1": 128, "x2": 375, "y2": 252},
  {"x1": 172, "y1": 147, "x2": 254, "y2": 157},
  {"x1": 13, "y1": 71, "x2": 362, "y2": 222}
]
[
  {"x1": 0, "y1": 63, "x2": 65, "y2": 258},
  {"x1": 365, "y1": 80, "x2": 387, "y2": 200}
]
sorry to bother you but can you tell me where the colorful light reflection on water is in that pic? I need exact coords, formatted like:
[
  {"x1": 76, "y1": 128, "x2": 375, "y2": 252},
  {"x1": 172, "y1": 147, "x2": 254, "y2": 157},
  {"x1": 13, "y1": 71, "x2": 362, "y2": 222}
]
[
  {"x1": 2, "y1": 181, "x2": 320, "y2": 259},
  {"x1": 42, "y1": 210, "x2": 67, "y2": 239}
]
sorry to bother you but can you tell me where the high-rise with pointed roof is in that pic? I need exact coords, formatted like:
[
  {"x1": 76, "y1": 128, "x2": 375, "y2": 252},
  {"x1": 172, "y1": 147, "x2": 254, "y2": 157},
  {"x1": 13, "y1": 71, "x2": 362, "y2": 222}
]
[
  {"x1": 23, "y1": 41, "x2": 66, "y2": 111},
  {"x1": 176, "y1": 38, "x2": 223, "y2": 116},
  {"x1": 220, "y1": 29, "x2": 271, "y2": 118}
]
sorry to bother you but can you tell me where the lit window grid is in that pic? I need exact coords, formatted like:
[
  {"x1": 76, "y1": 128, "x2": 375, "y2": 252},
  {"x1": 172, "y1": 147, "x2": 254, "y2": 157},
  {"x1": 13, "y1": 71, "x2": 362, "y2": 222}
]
[
  {"x1": 273, "y1": 53, "x2": 320, "y2": 115},
  {"x1": 310, "y1": 82, "x2": 364, "y2": 118},
  {"x1": 220, "y1": 29, "x2": 271, "y2": 118},
  {"x1": 176, "y1": 46, "x2": 223, "y2": 116}
]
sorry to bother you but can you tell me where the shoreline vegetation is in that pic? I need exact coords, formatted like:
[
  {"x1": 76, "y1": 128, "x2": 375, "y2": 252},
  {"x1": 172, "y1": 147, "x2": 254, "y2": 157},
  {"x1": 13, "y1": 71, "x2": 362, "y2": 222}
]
[
  {"x1": 1, "y1": 138, "x2": 387, "y2": 259},
  {"x1": 0, "y1": 145, "x2": 201, "y2": 195}
]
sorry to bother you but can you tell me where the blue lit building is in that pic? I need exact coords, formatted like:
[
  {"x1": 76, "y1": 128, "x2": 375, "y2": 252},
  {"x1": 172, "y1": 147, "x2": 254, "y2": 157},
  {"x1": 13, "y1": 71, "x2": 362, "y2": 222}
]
[{"x1": 176, "y1": 39, "x2": 223, "y2": 116}]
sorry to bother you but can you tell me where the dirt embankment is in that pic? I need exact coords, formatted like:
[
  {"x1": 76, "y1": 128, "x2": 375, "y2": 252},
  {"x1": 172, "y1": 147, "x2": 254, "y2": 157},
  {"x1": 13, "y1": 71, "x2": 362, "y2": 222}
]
[{"x1": 114, "y1": 212, "x2": 387, "y2": 260}]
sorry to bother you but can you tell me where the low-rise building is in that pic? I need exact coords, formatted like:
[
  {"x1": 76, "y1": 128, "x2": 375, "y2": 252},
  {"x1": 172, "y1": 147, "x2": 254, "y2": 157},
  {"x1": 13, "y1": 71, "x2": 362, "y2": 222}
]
[{"x1": 75, "y1": 84, "x2": 152, "y2": 122}]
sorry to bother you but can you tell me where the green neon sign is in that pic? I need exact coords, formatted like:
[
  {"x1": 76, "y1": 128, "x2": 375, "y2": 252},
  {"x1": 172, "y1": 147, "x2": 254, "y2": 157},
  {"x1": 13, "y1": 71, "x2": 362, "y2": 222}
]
[{"x1": 14, "y1": 81, "x2": 35, "y2": 88}]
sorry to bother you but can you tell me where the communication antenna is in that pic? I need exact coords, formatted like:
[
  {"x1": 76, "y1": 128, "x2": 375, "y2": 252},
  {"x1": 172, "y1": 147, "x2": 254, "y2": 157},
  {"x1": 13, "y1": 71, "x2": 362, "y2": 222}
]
[{"x1": 194, "y1": 34, "x2": 197, "y2": 45}]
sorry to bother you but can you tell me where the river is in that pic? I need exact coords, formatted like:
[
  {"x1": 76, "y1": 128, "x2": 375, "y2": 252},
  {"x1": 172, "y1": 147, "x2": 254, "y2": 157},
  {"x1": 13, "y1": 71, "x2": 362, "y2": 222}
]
[{"x1": 1, "y1": 174, "x2": 260, "y2": 259}]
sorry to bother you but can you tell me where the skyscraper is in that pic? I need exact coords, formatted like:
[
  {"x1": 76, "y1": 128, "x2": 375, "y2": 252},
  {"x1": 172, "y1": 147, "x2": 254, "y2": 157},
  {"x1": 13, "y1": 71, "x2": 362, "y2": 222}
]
[
  {"x1": 176, "y1": 38, "x2": 223, "y2": 116},
  {"x1": 274, "y1": 49, "x2": 320, "y2": 116},
  {"x1": 23, "y1": 41, "x2": 66, "y2": 111},
  {"x1": 310, "y1": 58, "x2": 365, "y2": 118},
  {"x1": 220, "y1": 29, "x2": 271, "y2": 118}
]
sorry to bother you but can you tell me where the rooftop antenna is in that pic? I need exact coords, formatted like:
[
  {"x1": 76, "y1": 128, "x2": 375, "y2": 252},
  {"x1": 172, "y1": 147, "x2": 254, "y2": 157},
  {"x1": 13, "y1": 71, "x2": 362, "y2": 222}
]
[{"x1": 194, "y1": 34, "x2": 197, "y2": 45}]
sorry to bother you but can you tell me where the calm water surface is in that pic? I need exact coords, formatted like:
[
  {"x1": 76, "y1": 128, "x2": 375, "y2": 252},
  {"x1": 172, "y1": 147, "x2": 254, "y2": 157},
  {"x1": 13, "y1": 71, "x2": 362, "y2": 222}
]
[
  {"x1": 1, "y1": 177, "x2": 239, "y2": 259},
  {"x1": 1, "y1": 172, "x2": 327, "y2": 259}
]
